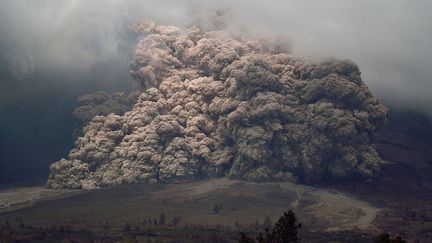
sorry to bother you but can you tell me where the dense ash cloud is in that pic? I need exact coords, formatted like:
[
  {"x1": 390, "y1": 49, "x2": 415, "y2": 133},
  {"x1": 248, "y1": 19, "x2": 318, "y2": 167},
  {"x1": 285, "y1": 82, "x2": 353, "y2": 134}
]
[
  {"x1": 1, "y1": 1, "x2": 430, "y2": 184},
  {"x1": 48, "y1": 22, "x2": 387, "y2": 189},
  {"x1": 72, "y1": 91, "x2": 139, "y2": 125}
]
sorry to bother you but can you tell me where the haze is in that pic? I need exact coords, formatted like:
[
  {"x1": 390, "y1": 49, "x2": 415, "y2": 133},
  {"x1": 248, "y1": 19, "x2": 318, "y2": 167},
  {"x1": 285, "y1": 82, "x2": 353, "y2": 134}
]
[{"x1": 1, "y1": 0, "x2": 431, "y2": 113}]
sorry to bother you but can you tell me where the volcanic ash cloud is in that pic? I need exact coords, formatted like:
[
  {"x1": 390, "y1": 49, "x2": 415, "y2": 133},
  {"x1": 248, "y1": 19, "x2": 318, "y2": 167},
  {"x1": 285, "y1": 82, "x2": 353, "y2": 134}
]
[{"x1": 48, "y1": 21, "x2": 388, "y2": 190}]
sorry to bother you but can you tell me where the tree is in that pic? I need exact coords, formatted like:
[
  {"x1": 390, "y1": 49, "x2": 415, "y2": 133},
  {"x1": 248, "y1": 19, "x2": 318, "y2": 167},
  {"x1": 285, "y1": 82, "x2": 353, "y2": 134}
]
[
  {"x1": 254, "y1": 220, "x2": 261, "y2": 231},
  {"x1": 102, "y1": 221, "x2": 110, "y2": 231},
  {"x1": 58, "y1": 224, "x2": 65, "y2": 233},
  {"x1": 159, "y1": 213, "x2": 166, "y2": 225},
  {"x1": 4, "y1": 221, "x2": 10, "y2": 230},
  {"x1": 172, "y1": 216, "x2": 181, "y2": 226},
  {"x1": 123, "y1": 222, "x2": 131, "y2": 232},
  {"x1": 213, "y1": 203, "x2": 223, "y2": 214},
  {"x1": 239, "y1": 232, "x2": 255, "y2": 243},
  {"x1": 271, "y1": 210, "x2": 301, "y2": 243},
  {"x1": 262, "y1": 216, "x2": 273, "y2": 231},
  {"x1": 256, "y1": 227, "x2": 273, "y2": 243},
  {"x1": 374, "y1": 233, "x2": 406, "y2": 243},
  {"x1": 257, "y1": 232, "x2": 266, "y2": 243},
  {"x1": 134, "y1": 225, "x2": 141, "y2": 232},
  {"x1": 244, "y1": 210, "x2": 301, "y2": 243}
]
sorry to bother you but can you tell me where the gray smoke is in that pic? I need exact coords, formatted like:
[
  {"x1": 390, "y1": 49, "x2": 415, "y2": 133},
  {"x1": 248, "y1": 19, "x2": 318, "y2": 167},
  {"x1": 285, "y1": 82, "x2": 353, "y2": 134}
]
[
  {"x1": 0, "y1": 1, "x2": 430, "y2": 185},
  {"x1": 48, "y1": 21, "x2": 387, "y2": 189},
  {"x1": 72, "y1": 91, "x2": 139, "y2": 125}
]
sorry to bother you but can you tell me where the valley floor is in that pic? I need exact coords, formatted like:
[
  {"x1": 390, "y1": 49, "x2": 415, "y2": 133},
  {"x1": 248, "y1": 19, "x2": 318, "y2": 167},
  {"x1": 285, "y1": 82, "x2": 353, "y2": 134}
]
[{"x1": 0, "y1": 178, "x2": 381, "y2": 242}]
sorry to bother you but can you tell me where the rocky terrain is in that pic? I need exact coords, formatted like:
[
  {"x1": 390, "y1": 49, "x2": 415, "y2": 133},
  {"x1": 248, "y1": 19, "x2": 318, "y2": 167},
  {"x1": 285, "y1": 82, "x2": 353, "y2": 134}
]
[{"x1": 47, "y1": 21, "x2": 387, "y2": 190}]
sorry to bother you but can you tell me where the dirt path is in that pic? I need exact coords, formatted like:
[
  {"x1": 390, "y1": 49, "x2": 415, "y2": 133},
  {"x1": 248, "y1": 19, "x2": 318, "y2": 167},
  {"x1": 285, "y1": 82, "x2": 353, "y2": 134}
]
[{"x1": 279, "y1": 182, "x2": 380, "y2": 231}]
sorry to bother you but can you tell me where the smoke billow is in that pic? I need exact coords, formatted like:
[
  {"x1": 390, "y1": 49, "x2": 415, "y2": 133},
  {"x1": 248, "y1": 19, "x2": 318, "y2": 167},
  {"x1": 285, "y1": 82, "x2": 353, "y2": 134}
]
[
  {"x1": 48, "y1": 21, "x2": 387, "y2": 189},
  {"x1": 1, "y1": 1, "x2": 430, "y2": 184}
]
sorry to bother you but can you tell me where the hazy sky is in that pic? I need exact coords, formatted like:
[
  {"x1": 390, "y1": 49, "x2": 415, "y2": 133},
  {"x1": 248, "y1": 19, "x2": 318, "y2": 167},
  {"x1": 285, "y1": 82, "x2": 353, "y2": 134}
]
[{"x1": 0, "y1": 0, "x2": 431, "y2": 114}]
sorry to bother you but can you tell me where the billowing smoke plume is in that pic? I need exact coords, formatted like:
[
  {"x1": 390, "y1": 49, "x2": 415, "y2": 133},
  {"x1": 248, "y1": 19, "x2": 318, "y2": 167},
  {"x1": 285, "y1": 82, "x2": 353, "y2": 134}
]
[
  {"x1": 72, "y1": 91, "x2": 139, "y2": 125},
  {"x1": 47, "y1": 21, "x2": 387, "y2": 190}
]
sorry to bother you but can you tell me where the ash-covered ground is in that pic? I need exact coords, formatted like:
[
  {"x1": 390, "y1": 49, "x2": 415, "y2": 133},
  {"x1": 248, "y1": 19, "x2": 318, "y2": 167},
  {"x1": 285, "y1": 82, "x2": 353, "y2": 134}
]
[{"x1": 48, "y1": 21, "x2": 388, "y2": 190}]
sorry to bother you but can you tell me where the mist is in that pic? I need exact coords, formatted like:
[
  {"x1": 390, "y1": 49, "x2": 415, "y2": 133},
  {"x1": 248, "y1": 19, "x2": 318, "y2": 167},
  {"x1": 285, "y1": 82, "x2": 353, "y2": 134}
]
[
  {"x1": 1, "y1": 0, "x2": 431, "y2": 112},
  {"x1": 0, "y1": 0, "x2": 431, "y2": 183}
]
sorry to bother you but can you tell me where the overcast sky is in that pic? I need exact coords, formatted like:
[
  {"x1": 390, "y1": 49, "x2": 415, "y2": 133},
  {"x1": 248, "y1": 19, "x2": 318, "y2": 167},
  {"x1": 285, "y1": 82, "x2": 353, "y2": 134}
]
[{"x1": 1, "y1": 0, "x2": 431, "y2": 114}]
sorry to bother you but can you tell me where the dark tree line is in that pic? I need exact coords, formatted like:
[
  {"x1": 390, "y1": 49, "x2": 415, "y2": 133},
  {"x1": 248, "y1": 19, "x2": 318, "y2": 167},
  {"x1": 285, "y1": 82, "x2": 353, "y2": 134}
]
[
  {"x1": 374, "y1": 233, "x2": 406, "y2": 243},
  {"x1": 238, "y1": 210, "x2": 406, "y2": 243},
  {"x1": 239, "y1": 210, "x2": 302, "y2": 243},
  {"x1": 1, "y1": 211, "x2": 408, "y2": 242}
]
